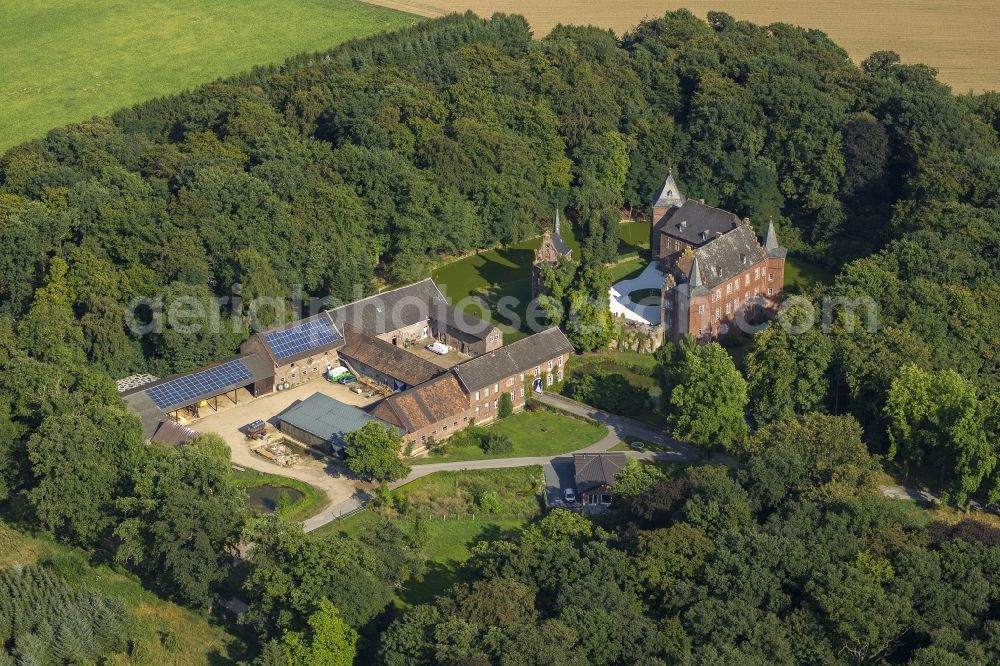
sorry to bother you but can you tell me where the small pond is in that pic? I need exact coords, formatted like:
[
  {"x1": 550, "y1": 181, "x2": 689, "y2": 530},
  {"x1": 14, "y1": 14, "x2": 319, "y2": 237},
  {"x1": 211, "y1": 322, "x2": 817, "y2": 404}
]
[{"x1": 247, "y1": 485, "x2": 304, "y2": 513}]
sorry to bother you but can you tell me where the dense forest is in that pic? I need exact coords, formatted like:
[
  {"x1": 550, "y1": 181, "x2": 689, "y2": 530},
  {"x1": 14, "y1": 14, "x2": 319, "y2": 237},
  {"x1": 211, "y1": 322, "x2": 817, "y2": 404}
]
[{"x1": 0, "y1": 9, "x2": 998, "y2": 664}]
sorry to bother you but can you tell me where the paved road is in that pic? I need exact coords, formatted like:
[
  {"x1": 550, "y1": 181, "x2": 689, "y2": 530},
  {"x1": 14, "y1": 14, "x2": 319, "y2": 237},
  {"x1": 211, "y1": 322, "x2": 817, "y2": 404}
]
[
  {"x1": 301, "y1": 396, "x2": 953, "y2": 532},
  {"x1": 303, "y1": 392, "x2": 697, "y2": 532}
]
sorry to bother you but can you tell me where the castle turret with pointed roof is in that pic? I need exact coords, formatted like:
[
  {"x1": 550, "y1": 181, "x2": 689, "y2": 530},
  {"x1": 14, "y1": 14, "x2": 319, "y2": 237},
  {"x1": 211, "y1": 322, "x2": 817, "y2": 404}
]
[{"x1": 531, "y1": 208, "x2": 574, "y2": 297}]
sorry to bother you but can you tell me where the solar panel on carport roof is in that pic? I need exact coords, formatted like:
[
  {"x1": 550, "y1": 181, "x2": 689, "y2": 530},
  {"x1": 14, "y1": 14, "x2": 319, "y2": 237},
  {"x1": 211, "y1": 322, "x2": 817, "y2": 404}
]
[
  {"x1": 264, "y1": 317, "x2": 339, "y2": 361},
  {"x1": 146, "y1": 358, "x2": 253, "y2": 410}
]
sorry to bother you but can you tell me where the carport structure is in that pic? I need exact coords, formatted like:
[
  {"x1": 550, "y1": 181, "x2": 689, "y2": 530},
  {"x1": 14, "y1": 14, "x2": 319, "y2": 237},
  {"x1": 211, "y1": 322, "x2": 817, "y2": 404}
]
[{"x1": 123, "y1": 353, "x2": 274, "y2": 439}]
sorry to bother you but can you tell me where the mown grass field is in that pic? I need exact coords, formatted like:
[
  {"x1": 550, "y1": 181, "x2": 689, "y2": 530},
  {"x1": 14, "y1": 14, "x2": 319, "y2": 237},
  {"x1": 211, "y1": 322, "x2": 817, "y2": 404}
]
[
  {"x1": 365, "y1": 0, "x2": 999, "y2": 91},
  {"x1": 414, "y1": 409, "x2": 607, "y2": 464},
  {"x1": 1, "y1": 0, "x2": 419, "y2": 152},
  {"x1": 0, "y1": 521, "x2": 243, "y2": 663}
]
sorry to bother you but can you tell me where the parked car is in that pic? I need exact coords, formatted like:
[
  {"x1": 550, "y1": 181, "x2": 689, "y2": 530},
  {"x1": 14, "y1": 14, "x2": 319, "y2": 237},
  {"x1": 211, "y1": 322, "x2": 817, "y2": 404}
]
[
  {"x1": 563, "y1": 488, "x2": 576, "y2": 503},
  {"x1": 426, "y1": 341, "x2": 450, "y2": 355},
  {"x1": 326, "y1": 366, "x2": 351, "y2": 383},
  {"x1": 337, "y1": 374, "x2": 356, "y2": 384}
]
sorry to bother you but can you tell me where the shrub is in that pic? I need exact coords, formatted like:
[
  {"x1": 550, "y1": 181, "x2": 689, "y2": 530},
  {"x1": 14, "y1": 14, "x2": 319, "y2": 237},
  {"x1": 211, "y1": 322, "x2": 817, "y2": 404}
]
[
  {"x1": 565, "y1": 371, "x2": 647, "y2": 416},
  {"x1": 498, "y1": 392, "x2": 514, "y2": 418},
  {"x1": 481, "y1": 432, "x2": 513, "y2": 455},
  {"x1": 477, "y1": 491, "x2": 502, "y2": 514}
]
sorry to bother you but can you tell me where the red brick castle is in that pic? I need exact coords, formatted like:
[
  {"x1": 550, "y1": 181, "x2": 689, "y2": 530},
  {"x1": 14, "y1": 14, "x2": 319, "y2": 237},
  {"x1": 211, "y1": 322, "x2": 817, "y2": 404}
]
[{"x1": 650, "y1": 171, "x2": 786, "y2": 342}]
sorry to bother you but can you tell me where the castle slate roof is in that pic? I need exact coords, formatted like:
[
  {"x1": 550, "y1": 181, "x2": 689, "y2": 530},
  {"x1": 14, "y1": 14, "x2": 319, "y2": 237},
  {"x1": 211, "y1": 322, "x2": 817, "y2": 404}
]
[
  {"x1": 367, "y1": 373, "x2": 469, "y2": 433},
  {"x1": 550, "y1": 209, "x2": 572, "y2": 256},
  {"x1": 660, "y1": 200, "x2": 741, "y2": 246},
  {"x1": 573, "y1": 453, "x2": 628, "y2": 493},
  {"x1": 688, "y1": 224, "x2": 767, "y2": 290},
  {"x1": 651, "y1": 171, "x2": 686, "y2": 209},
  {"x1": 764, "y1": 219, "x2": 787, "y2": 259},
  {"x1": 339, "y1": 333, "x2": 443, "y2": 387},
  {"x1": 452, "y1": 327, "x2": 573, "y2": 392}
]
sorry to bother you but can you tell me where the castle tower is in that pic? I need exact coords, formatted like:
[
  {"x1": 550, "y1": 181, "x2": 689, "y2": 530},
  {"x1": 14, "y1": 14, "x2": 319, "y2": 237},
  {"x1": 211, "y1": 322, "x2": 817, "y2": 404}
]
[
  {"x1": 650, "y1": 169, "x2": 687, "y2": 256},
  {"x1": 762, "y1": 217, "x2": 787, "y2": 312}
]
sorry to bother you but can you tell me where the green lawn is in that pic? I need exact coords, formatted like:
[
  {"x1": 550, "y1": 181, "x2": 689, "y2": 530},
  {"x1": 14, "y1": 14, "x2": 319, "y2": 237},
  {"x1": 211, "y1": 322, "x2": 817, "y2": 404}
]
[
  {"x1": 785, "y1": 256, "x2": 836, "y2": 292},
  {"x1": 231, "y1": 469, "x2": 327, "y2": 523},
  {"x1": 608, "y1": 257, "x2": 648, "y2": 283},
  {"x1": 617, "y1": 221, "x2": 651, "y2": 256},
  {"x1": 0, "y1": 0, "x2": 419, "y2": 152},
  {"x1": 628, "y1": 287, "x2": 660, "y2": 305},
  {"x1": 415, "y1": 409, "x2": 607, "y2": 464}
]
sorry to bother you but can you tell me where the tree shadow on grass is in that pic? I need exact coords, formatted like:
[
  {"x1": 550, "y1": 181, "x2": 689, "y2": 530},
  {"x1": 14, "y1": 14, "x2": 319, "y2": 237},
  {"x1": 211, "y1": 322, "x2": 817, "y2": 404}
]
[{"x1": 398, "y1": 523, "x2": 511, "y2": 605}]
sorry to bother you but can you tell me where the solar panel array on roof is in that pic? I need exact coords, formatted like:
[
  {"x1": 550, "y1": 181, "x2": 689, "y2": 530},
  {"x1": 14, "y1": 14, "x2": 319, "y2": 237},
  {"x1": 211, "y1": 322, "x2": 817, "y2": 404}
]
[
  {"x1": 263, "y1": 317, "x2": 339, "y2": 361},
  {"x1": 146, "y1": 358, "x2": 253, "y2": 409}
]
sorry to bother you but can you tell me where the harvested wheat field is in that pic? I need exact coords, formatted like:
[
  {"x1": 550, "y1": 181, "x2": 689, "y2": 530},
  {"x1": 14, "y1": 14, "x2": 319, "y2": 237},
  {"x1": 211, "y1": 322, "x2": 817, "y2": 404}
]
[{"x1": 363, "y1": 0, "x2": 1000, "y2": 91}]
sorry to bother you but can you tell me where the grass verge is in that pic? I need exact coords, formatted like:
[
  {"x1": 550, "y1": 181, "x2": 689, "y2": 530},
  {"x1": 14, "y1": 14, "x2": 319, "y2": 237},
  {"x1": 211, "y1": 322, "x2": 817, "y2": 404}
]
[{"x1": 414, "y1": 409, "x2": 607, "y2": 464}]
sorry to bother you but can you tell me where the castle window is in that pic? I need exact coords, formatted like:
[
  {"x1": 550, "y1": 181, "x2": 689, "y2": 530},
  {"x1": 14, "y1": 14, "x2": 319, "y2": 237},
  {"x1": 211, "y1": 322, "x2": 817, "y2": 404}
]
[
  {"x1": 547, "y1": 360, "x2": 553, "y2": 370},
  {"x1": 698, "y1": 304, "x2": 705, "y2": 314},
  {"x1": 755, "y1": 268, "x2": 760, "y2": 279},
  {"x1": 726, "y1": 284, "x2": 731, "y2": 295},
  {"x1": 715, "y1": 308, "x2": 720, "y2": 320},
  {"x1": 745, "y1": 275, "x2": 750, "y2": 286},
  {"x1": 716, "y1": 289, "x2": 721, "y2": 300},
  {"x1": 768, "y1": 273, "x2": 774, "y2": 281},
  {"x1": 557, "y1": 370, "x2": 564, "y2": 382},
  {"x1": 557, "y1": 356, "x2": 563, "y2": 366},
  {"x1": 735, "y1": 297, "x2": 740, "y2": 309},
  {"x1": 726, "y1": 303, "x2": 731, "y2": 314},
  {"x1": 519, "y1": 386, "x2": 525, "y2": 397},
  {"x1": 484, "y1": 387, "x2": 490, "y2": 398},
  {"x1": 494, "y1": 383, "x2": 499, "y2": 393},
  {"x1": 475, "y1": 391, "x2": 480, "y2": 401},
  {"x1": 547, "y1": 374, "x2": 554, "y2": 386},
  {"x1": 768, "y1": 288, "x2": 773, "y2": 296}
]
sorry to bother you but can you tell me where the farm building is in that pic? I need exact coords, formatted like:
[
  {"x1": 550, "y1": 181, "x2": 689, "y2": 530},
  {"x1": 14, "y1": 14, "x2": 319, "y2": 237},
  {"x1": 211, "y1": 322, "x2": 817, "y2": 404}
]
[
  {"x1": 338, "y1": 333, "x2": 443, "y2": 391},
  {"x1": 122, "y1": 352, "x2": 274, "y2": 438},
  {"x1": 240, "y1": 312, "x2": 344, "y2": 391},
  {"x1": 430, "y1": 303, "x2": 502, "y2": 356},
  {"x1": 277, "y1": 392, "x2": 398, "y2": 454},
  {"x1": 367, "y1": 373, "x2": 473, "y2": 454},
  {"x1": 452, "y1": 327, "x2": 573, "y2": 424}
]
